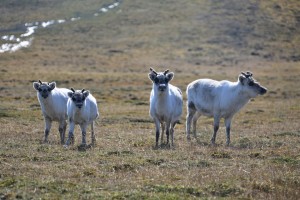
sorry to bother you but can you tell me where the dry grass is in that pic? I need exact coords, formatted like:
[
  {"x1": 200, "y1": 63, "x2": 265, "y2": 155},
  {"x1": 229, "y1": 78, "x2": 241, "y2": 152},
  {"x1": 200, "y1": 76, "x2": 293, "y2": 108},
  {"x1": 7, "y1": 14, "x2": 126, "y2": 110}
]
[{"x1": 0, "y1": 0, "x2": 300, "y2": 199}]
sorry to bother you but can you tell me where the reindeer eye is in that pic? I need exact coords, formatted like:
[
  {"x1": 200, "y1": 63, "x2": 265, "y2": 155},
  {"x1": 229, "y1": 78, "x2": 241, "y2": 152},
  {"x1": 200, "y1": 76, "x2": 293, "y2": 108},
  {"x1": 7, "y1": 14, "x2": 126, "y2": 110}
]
[
  {"x1": 72, "y1": 97, "x2": 76, "y2": 101},
  {"x1": 249, "y1": 81, "x2": 254, "y2": 86},
  {"x1": 154, "y1": 78, "x2": 159, "y2": 84},
  {"x1": 38, "y1": 88, "x2": 42, "y2": 92}
]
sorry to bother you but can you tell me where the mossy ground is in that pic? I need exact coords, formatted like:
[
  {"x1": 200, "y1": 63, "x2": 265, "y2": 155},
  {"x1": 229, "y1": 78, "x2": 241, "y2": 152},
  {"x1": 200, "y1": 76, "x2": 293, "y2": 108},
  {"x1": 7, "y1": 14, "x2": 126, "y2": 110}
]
[{"x1": 0, "y1": 0, "x2": 299, "y2": 199}]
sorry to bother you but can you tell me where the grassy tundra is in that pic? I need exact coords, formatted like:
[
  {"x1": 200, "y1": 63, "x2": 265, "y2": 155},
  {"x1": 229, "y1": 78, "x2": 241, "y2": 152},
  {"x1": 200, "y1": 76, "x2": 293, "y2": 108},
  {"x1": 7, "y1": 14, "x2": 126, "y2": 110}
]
[{"x1": 0, "y1": 0, "x2": 299, "y2": 199}]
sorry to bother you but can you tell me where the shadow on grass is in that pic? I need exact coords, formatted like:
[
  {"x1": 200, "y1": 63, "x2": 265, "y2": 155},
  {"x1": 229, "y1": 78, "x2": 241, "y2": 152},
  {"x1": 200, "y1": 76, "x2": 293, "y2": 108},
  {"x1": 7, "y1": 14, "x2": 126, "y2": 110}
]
[
  {"x1": 152, "y1": 143, "x2": 175, "y2": 150},
  {"x1": 77, "y1": 143, "x2": 95, "y2": 151}
]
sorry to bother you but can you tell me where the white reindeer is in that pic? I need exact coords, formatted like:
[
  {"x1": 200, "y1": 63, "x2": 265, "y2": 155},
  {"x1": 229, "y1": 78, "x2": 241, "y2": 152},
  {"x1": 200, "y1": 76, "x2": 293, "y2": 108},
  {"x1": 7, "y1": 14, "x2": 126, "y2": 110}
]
[
  {"x1": 148, "y1": 68, "x2": 183, "y2": 148},
  {"x1": 33, "y1": 80, "x2": 71, "y2": 144},
  {"x1": 64, "y1": 88, "x2": 99, "y2": 147},
  {"x1": 186, "y1": 71, "x2": 267, "y2": 146}
]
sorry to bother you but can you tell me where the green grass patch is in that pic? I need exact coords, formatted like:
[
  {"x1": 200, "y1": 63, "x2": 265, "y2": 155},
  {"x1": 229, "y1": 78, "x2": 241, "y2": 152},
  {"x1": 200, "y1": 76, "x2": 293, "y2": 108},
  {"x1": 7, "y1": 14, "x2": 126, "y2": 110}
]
[
  {"x1": 146, "y1": 158, "x2": 165, "y2": 166},
  {"x1": 145, "y1": 184, "x2": 204, "y2": 198},
  {"x1": 272, "y1": 156, "x2": 300, "y2": 165},
  {"x1": 274, "y1": 131, "x2": 300, "y2": 137},
  {"x1": 252, "y1": 181, "x2": 274, "y2": 193},
  {"x1": 211, "y1": 151, "x2": 232, "y2": 159},
  {"x1": 106, "y1": 150, "x2": 134, "y2": 156},
  {"x1": 188, "y1": 160, "x2": 212, "y2": 168},
  {"x1": 206, "y1": 182, "x2": 243, "y2": 197},
  {"x1": 249, "y1": 152, "x2": 265, "y2": 159},
  {"x1": 0, "y1": 178, "x2": 16, "y2": 188},
  {"x1": 237, "y1": 137, "x2": 253, "y2": 148},
  {"x1": 112, "y1": 163, "x2": 135, "y2": 172}
]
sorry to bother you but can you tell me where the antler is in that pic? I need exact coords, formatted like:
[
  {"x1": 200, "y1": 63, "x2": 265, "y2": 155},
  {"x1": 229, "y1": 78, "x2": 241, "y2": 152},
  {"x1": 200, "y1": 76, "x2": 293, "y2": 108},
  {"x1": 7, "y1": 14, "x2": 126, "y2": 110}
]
[
  {"x1": 38, "y1": 80, "x2": 42, "y2": 84},
  {"x1": 164, "y1": 69, "x2": 169, "y2": 75},
  {"x1": 246, "y1": 71, "x2": 253, "y2": 77},
  {"x1": 81, "y1": 89, "x2": 85, "y2": 93},
  {"x1": 150, "y1": 67, "x2": 157, "y2": 75},
  {"x1": 241, "y1": 71, "x2": 253, "y2": 78},
  {"x1": 70, "y1": 88, "x2": 75, "y2": 92}
]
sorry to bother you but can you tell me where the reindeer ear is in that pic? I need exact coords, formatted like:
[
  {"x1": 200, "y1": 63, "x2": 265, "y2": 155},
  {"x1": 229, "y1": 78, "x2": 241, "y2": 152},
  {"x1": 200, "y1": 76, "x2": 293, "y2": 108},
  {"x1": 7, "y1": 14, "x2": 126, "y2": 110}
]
[
  {"x1": 68, "y1": 92, "x2": 73, "y2": 98},
  {"x1": 48, "y1": 82, "x2": 56, "y2": 90},
  {"x1": 166, "y1": 72, "x2": 174, "y2": 82},
  {"x1": 149, "y1": 68, "x2": 157, "y2": 80},
  {"x1": 33, "y1": 82, "x2": 40, "y2": 91},
  {"x1": 148, "y1": 72, "x2": 156, "y2": 82},
  {"x1": 83, "y1": 90, "x2": 90, "y2": 98}
]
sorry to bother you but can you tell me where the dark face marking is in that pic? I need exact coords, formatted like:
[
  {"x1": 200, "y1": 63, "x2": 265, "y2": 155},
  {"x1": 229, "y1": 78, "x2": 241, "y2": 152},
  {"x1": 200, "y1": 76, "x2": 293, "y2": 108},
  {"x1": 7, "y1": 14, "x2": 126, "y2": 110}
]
[
  {"x1": 250, "y1": 81, "x2": 267, "y2": 95},
  {"x1": 33, "y1": 81, "x2": 56, "y2": 99},
  {"x1": 68, "y1": 89, "x2": 89, "y2": 109},
  {"x1": 71, "y1": 93, "x2": 85, "y2": 109},
  {"x1": 155, "y1": 74, "x2": 169, "y2": 91},
  {"x1": 149, "y1": 69, "x2": 174, "y2": 92},
  {"x1": 247, "y1": 77, "x2": 267, "y2": 95}
]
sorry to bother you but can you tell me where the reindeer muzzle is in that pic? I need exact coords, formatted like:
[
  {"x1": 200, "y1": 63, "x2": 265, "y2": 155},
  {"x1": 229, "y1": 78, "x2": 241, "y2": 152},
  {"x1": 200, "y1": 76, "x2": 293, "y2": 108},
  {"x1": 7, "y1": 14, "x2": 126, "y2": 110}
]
[
  {"x1": 75, "y1": 102, "x2": 83, "y2": 109},
  {"x1": 260, "y1": 87, "x2": 267, "y2": 95},
  {"x1": 158, "y1": 84, "x2": 166, "y2": 91},
  {"x1": 41, "y1": 94, "x2": 48, "y2": 98}
]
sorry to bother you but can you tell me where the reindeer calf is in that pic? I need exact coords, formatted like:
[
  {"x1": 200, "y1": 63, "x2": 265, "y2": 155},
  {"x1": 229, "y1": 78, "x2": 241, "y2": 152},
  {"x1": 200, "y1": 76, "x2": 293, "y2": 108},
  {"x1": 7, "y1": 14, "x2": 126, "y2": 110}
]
[
  {"x1": 149, "y1": 68, "x2": 183, "y2": 148},
  {"x1": 64, "y1": 88, "x2": 99, "y2": 147},
  {"x1": 33, "y1": 80, "x2": 70, "y2": 144}
]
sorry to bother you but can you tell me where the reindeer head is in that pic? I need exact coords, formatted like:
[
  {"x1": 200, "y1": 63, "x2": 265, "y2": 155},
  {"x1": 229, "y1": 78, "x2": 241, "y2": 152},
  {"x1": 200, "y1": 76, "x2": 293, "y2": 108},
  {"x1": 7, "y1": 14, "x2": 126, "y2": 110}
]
[
  {"x1": 33, "y1": 80, "x2": 56, "y2": 99},
  {"x1": 148, "y1": 67, "x2": 174, "y2": 92},
  {"x1": 238, "y1": 71, "x2": 267, "y2": 97},
  {"x1": 68, "y1": 88, "x2": 90, "y2": 109}
]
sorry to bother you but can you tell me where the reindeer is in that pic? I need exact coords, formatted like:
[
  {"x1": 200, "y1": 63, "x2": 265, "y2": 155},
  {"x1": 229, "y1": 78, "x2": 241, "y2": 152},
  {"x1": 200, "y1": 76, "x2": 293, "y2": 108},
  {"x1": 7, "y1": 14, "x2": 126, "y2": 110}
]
[
  {"x1": 186, "y1": 71, "x2": 267, "y2": 146},
  {"x1": 33, "y1": 80, "x2": 71, "y2": 144},
  {"x1": 148, "y1": 68, "x2": 183, "y2": 148},
  {"x1": 64, "y1": 88, "x2": 99, "y2": 147}
]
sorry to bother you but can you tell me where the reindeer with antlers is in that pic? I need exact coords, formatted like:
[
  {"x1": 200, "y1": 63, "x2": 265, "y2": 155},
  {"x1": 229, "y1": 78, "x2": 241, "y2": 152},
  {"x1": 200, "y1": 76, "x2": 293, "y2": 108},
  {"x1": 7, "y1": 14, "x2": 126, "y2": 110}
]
[
  {"x1": 186, "y1": 71, "x2": 267, "y2": 146},
  {"x1": 64, "y1": 88, "x2": 99, "y2": 147},
  {"x1": 148, "y1": 68, "x2": 183, "y2": 148},
  {"x1": 33, "y1": 80, "x2": 71, "y2": 144}
]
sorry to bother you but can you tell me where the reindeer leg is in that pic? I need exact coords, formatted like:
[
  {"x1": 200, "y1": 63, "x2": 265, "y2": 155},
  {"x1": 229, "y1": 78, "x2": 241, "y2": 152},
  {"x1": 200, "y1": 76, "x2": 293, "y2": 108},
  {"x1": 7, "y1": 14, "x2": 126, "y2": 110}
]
[
  {"x1": 154, "y1": 119, "x2": 160, "y2": 148},
  {"x1": 44, "y1": 117, "x2": 52, "y2": 143},
  {"x1": 225, "y1": 117, "x2": 233, "y2": 146},
  {"x1": 161, "y1": 122, "x2": 165, "y2": 144},
  {"x1": 91, "y1": 121, "x2": 96, "y2": 146},
  {"x1": 65, "y1": 120, "x2": 75, "y2": 147},
  {"x1": 211, "y1": 116, "x2": 220, "y2": 145},
  {"x1": 166, "y1": 121, "x2": 171, "y2": 146},
  {"x1": 186, "y1": 101, "x2": 196, "y2": 140}
]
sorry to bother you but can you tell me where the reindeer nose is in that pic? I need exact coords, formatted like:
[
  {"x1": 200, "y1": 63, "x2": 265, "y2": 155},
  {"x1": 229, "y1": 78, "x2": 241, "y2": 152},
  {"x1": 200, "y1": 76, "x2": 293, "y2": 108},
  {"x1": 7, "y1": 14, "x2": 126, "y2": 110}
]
[
  {"x1": 260, "y1": 87, "x2": 267, "y2": 95},
  {"x1": 159, "y1": 84, "x2": 166, "y2": 91}
]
